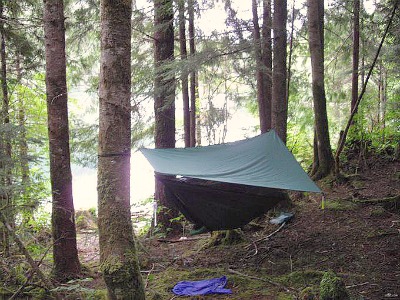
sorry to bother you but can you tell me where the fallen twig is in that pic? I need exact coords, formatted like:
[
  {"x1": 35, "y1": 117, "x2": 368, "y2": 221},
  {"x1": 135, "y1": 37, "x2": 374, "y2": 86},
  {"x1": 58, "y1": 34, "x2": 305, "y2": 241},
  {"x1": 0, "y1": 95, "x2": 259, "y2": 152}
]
[
  {"x1": 249, "y1": 222, "x2": 287, "y2": 246},
  {"x1": 346, "y1": 282, "x2": 370, "y2": 289},
  {"x1": 144, "y1": 263, "x2": 155, "y2": 289},
  {"x1": 249, "y1": 240, "x2": 258, "y2": 257}
]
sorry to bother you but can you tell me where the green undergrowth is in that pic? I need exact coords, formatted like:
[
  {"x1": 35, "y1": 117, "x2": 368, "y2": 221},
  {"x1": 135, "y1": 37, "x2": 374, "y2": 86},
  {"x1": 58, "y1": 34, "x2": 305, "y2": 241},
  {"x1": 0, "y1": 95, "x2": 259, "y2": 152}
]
[
  {"x1": 145, "y1": 267, "x2": 310, "y2": 300},
  {"x1": 51, "y1": 278, "x2": 107, "y2": 300},
  {"x1": 279, "y1": 269, "x2": 323, "y2": 288},
  {"x1": 145, "y1": 267, "x2": 357, "y2": 299}
]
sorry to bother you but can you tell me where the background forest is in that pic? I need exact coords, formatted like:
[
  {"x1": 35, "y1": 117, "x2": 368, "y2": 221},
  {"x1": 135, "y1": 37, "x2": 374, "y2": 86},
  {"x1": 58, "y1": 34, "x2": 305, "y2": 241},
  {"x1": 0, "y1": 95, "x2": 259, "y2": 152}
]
[{"x1": 0, "y1": 0, "x2": 399, "y2": 299}]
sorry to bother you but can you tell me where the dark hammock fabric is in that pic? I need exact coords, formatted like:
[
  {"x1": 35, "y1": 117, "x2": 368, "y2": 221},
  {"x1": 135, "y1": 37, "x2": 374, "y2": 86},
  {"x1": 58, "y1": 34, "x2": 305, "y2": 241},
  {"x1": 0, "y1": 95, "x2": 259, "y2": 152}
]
[{"x1": 159, "y1": 175, "x2": 288, "y2": 231}]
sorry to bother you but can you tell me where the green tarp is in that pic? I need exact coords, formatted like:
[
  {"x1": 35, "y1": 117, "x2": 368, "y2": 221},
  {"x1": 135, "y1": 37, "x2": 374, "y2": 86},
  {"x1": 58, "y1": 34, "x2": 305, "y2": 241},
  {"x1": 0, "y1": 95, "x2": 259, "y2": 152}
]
[{"x1": 140, "y1": 130, "x2": 321, "y2": 193}]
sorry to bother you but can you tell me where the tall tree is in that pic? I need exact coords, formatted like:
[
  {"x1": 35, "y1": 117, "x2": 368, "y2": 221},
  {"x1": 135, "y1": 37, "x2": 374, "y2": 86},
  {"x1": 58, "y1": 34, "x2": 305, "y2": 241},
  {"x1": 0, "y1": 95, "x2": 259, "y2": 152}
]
[
  {"x1": 97, "y1": 0, "x2": 145, "y2": 298},
  {"x1": 178, "y1": 0, "x2": 190, "y2": 147},
  {"x1": 351, "y1": 0, "x2": 360, "y2": 112},
  {"x1": 154, "y1": 0, "x2": 180, "y2": 233},
  {"x1": 307, "y1": 0, "x2": 334, "y2": 180},
  {"x1": 253, "y1": 0, "x2": 272, "y2": 134},
  {"x1": 287, "y1": 1, "x2": 296, "y2": 103},
  {"x1": 0, "y1": 0, "x2": 12, "y2": 256},
  {"x1": 188, "y1": 0, "x2": 198, "y2": 147},
  {"x1": 252, "y1": 0, "x2": 266, "y2": 133},
  {"x1": 261, "y1": 0, "x2": 272, "y2": 132},
  {"x1": 271, "y1": 0, "x2": 288, "y2": 143},
  {"x1": 16, "y1": 55, "x2": 29, "y2": 189},
  {"x1": 43, "y1": 0, "x2": 81, "y2": 282}
]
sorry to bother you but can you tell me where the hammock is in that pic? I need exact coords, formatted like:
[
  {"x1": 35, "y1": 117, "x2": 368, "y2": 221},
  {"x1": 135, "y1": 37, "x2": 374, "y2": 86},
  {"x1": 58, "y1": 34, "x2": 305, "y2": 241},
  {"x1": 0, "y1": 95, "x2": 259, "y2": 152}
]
[
  {"x1": 159, "y1": 175, "x2": 288, "y2": 231},
  {"x1": 141, "y1": 130, "x2": 321, "y2": 230}
]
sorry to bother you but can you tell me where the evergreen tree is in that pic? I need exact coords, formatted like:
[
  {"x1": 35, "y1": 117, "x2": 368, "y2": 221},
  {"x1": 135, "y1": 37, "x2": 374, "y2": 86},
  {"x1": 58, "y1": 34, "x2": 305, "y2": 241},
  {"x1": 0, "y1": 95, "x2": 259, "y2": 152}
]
[
  {"x1": 43, "y1": 0, "x2": 81, "y2": 281},
  {"x1": 153, "y1": 0, "x2": 181, "y2": 234},
  {"x1": 97, "y1": 0, "x2": 145, "y2": 298},
  {"x1": 178, "y1": 0, "x2": 191, "y2": 147},
  {"x1": 271, "y1": 0, "x2": 288, "y2": 143},
  {"x1": 307, "y1": 0, "x2": 334, "y2": 179}
]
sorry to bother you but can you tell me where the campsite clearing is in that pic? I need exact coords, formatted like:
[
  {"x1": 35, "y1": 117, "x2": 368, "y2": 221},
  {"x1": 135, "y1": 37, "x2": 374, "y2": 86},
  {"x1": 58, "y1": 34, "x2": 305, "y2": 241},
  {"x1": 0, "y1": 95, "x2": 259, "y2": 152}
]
[{"x1": 77, "y1": 154, "x2": 399, "y2": 299}]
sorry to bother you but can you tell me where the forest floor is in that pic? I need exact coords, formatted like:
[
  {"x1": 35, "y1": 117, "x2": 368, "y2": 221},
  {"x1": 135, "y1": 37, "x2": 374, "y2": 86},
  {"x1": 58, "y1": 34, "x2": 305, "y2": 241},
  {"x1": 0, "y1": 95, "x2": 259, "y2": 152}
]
[{"x1": 76, "y1": 153, "x2": 400, "y2": 300}]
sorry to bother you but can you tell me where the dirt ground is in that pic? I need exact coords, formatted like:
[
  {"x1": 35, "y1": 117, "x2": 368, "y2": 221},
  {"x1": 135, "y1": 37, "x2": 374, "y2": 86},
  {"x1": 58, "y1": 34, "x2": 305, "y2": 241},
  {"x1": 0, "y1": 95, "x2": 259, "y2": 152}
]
[{"x1": 77, "y1": 154, "x2": 400, "y2": 299}]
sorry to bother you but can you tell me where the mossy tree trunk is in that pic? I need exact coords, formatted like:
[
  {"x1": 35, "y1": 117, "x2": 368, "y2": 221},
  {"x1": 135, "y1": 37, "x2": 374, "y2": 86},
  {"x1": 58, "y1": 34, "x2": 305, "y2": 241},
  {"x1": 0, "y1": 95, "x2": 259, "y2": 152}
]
[
  {"x1": 98, "y1": 0, "x2": 145, "y2": 298},
  {"x1": 43, "y1": 0, "x2": 81, "y2": 281},
  {"x1": 307, "y1": 0, "x2": 334, "y2": 180}
]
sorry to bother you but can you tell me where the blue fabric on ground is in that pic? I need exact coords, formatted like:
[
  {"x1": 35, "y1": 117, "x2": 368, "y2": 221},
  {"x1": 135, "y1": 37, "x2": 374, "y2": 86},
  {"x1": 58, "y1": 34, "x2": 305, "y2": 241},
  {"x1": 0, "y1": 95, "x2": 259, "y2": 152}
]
[
  {"x1": 172, "y1": 275, "x2": 232, "y2": 296},
  {"x1": 270, "y1": 212, "x2": 294, "y2": 224}
]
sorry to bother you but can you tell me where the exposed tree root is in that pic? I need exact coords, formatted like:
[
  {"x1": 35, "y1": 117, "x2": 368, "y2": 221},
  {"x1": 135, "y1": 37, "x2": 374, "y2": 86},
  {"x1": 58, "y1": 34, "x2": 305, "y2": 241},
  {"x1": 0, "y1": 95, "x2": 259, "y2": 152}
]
[{"x1": 352, "y1": 194, "x2": 400, "y2": 204}]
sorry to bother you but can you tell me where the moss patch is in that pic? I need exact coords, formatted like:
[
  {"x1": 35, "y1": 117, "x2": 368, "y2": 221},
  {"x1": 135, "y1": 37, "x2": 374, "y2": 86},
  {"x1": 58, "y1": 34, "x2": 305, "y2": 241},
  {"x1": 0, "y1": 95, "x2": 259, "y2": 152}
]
[
  {"x1": 324, "y1": 199, "x2": 358, "y2": 211},
  {"x1": 281, "y1": 270, "x2": 323, "y2": 288},
  {"x1": 299, "y1": 286, "x2": 318, "y2": 300},
  {"x1": 146, "y1": 267, "x2": 291, "y2": 299},
  {"x1": 369, "y1": 206, "x2": 389, "y2": 218}
]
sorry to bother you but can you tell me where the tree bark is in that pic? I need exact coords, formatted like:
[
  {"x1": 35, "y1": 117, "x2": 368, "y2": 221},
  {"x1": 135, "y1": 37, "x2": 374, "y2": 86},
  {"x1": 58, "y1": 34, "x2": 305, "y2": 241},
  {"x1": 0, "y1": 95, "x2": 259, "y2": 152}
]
[
  {"x1": 307, "y1": 0, "x2": 334, "y2": 180},
  {"x1": 271, "y1": 0, "x2": 288, "y2": 143},
  {"x1": 188, "y1": 0, "x2": 198, "y2": 147},
  {"x1": 0, "y1": 1, "x2": 12, "y2": 256},
  {"x1": 178, "y1": 0, "x2": 190, "y2": 147},
  {"x1": 43, "y1": 0, "x2": 81, "y2": 282},
  {"x1": 378, "y1": 65, "x2": 387, "y2": 142},
  {"x1": 98, "y1": 0, "x2": 145, "y2": 298},
  {"x1": 261, "y1": 0, "x2": 272, "y2": 132},
  {"x1": 16, "y1": 55, "x2": 29, "y2": 187},
  {"x1": 351, "y1": 0, "x2": 360, "y2": 112},
  {"x1": 253, "y1": 0, "x2": 267, "y2": 133},
  {"x1": 287, "y1": 1, "x2": 295, "y2": 105},
  {"x1": 154, "y1": 0, "x2": 181, "y2": 234}
]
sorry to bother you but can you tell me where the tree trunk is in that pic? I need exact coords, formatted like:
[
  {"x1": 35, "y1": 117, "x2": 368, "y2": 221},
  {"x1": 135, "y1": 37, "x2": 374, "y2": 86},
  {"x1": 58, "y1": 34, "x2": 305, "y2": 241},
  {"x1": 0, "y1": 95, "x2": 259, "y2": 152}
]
[
  {"x1": 287, "y1": 1, "x2": 295, "y2": 105},
  {"x1": 188, "y1": 0, "x2": 198, "y2": 147},
  {"x1": 154, "y1": 0, "x2": 180, "y2": 234},
  {"x1": 98, "y1": 0, "x2": 145, "y2": 298},
  {"x1": 16, "y1": 54, "x2": 34, "y2": 225},
  {"x1": 43, "y1": 0, "x2": 81, "y2": 282},
  {"x1": 178, "y1": 0, "x2": 190, "y2": 147},
  {"x1": 261, "y1": 0, "x2": 272, "y2": 132},
  {"x1": 307, "y1": 0, "x2": 334, "y2": 180},
  {"x1": 271, "y1": 0, "x2": 288, "y2": 143},
  {"x1": 379, "y1": 65, "x2": 387, "y2": 142},
  {"x1": 252, "y1": 0, "x2": 267, "y2": 133},
  {"x1": 0, "y1": 1, "x2": 12, "y2": 256},
  {"x1": 351, "y1": 0, "x2": 360, "y2": 112},
  {"x1": 16, "y1": 55, "x2": 29, "y2": 187}
]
